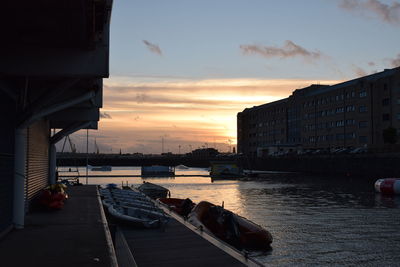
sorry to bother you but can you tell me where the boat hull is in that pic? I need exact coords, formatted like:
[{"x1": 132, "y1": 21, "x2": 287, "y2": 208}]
[
  {"x1": 188, "y1": 201, "x2": 272, "y2": 250},
  {"x1": 138, "y1": 182, "x2": 170, "y2": 199}
]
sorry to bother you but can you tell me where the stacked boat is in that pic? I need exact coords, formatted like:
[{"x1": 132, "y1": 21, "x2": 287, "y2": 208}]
[
  {"x1": 99, "y1": 185, "x2": 169, "y2": 228},
  {"x1": 138, "y1": 182, "x2": 170, "y2": 199},
  {"x1": 104, "y1": 182, "x2": 273, "y2": 251}
]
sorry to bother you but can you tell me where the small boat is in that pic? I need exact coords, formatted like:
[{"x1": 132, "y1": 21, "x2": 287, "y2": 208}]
[
  {"x1": 375, "y1": 178, "x2": 400, "y2": 194},
  {"x1": 91, "y1": 165, "x2": 112, "y2": 171},
  {"x1": 157, "y1": 198, "x2": 195, "y2": 217},
  {"x1": 104, "y1": 203, "x2": 167, "y2": 228},
  {"x1": 141, "y1": 165, "x2": 175, "y2": 177},
  {"x1": 99, "y1": 187, "x2": 169, "y2": 228},
  {"x1": 210, "y1": 161, "x2": 244, "y2": 179},
  {"x1": 138, "y1": 182, "x2": 170, "y2": 199},
  {"x1": 188, "y1": 201, "x2": 273, "y2": 250}
]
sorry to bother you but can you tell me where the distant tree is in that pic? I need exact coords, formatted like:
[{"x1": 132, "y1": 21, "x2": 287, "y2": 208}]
[{"x1": 383, "y1": 127, "x2": 398, "y2": 144}]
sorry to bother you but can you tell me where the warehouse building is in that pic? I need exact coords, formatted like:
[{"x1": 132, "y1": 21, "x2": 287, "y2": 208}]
[
  {"x1": 0, "y1": 0, "x2": 112, "y2": 236},
  {"x1": 237, "y1": 67, "x2": 400, "y2": 157}
]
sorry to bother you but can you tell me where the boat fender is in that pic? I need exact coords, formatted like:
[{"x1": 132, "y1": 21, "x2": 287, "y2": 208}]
[{"x1": 375, "y1": 178, "x2": 400, "y2": 194}]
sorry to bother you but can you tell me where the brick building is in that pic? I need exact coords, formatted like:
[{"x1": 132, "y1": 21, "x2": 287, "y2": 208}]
[{"x1": 237, "y1": 67, "x2": 400, "y2": 157}]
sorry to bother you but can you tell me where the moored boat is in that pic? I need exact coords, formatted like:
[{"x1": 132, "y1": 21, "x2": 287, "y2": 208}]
[
  {"x1": 210, "y1": 161, "x2": 244, "y2": 179},
  {"x1": 90, "y1": 165, "x2": 112, "y2": 171},
  {"x1": 188, "y1": 201, "x2": 273, "y2": 250},
  {"x1": 99, "y1": 187, "x2": 169, "y2": 228},
  {"x1": 157, "y1": 198, "x2": 195, "y2": 217},
  {"x1": 375, "y1": 178, "x2": 400, "y2": 194},
  {"x1": 141, "y1": 165, "x2": 175, "y2": 177},
  {"x1": 138, "y1": 182, "x2": 170, "y2": 199}
]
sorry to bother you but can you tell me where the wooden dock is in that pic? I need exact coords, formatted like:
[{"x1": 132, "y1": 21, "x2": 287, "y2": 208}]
[
  {"x1": 118, "y1": 202, "x2": 264, "y2": 267},
  {"x1": 121, "y1": 218, "x2": 246, "y2": 267},
  {"x1": 0, "y1": 186, "x2": 117, "y2": 267}
]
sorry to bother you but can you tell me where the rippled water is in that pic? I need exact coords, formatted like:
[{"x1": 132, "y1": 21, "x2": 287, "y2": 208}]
[{"x1": 60, "y1": 166, "x2": 400, "y2": 266}]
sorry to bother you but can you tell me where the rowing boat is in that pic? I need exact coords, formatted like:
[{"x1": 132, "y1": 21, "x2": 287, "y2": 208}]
[{"x1": 100, "y1": 187, "x2": 169, "y2": 228}]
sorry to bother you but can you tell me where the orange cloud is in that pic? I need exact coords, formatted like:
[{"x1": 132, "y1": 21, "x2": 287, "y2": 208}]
[{"x1": 66, "y1": 77, "x2": 342, "y2": 154}]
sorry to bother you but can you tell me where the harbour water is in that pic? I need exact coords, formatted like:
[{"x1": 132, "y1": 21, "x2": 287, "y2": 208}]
[{"x1": 60, "y1": 166, "x2": 400, "y2": 266}]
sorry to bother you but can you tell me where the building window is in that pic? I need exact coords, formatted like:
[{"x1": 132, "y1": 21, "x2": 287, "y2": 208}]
[
  {"x1": 382, "y1": 113, "x2": 390, "y2": 121},
  {"x1": 359, "y1": 106, "x2": 367, "y2": 113},
  {"x1": 397, "y1": 98, "x2": 400, "y2": 105},
  {"x1": 336, "y1": 134, "x2": 345, "y2": 140},
  {"x1": 359, "y1": 136, "x2": 368, "y2": 143},
  {"x1": 346, "y1": 105, "x2": 355, "y2": 112},
  {"x1": 359, "y1": 91, "x2": 367, "y2": 98},
  {"x1": 351, "y1": 91, "x2": 355, "y2": 97},
  {"x1": 336, "y1": 120, "x2": 344, "y2": 127},
  {"x1": 336, "y1": 107, "x2": 344, "y2": 113},
  {"x1": 346, "y1": 133, "x2": 356, "y2": 139},
  {"x1": 359, "y1": 121, "x2": 368, "y2": 128},
  {"x1": 346, "y1": 119, "x2": 355, "y2": 125},
  {"x1": 382, "y1": 98, "x2": 390, "y2": 106},
  {"x1": 397, "y1": 113, "x2": 400, "y2": 120}
]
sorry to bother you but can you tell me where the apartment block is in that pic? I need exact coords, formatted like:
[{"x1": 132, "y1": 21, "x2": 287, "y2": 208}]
[{"x1": 237, "y1": 67, "x2": 400, "y2": 157}]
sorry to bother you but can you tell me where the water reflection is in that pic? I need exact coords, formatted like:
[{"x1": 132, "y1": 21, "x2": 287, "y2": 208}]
[{"x1": 59, "y1": 167, "x2": 400, "y2": 265}]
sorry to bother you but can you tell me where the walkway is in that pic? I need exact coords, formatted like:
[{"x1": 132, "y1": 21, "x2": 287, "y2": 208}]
[
  {"x1": 121, "y1": 218, "x2": 246, "y2": 267},
  {"x1": 0, "y1": 186, "x2": 116, "y2": 267}
]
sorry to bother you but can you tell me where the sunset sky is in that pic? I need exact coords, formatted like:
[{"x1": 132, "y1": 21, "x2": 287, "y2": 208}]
[{"x1": 66, "y1": 0, "x2": 400, "y2": 154}]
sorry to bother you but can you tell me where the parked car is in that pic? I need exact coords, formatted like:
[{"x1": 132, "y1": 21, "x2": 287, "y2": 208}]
[{"x1": 349, "y1": 147, "x2": 368, "y2": 154}]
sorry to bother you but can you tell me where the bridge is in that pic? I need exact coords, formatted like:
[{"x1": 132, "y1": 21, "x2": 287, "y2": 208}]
[{"x1": 56, "y1": 153, "x2": 238, "y2": 168}]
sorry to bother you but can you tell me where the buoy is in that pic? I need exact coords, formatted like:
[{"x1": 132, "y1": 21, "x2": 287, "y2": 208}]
[{"x1": 375, "y1": 178, "x2": 400, "y2": 195}]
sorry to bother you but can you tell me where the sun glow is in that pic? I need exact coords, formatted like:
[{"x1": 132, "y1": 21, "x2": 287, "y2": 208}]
[{"x1": 82, "y1": 77, "x2": 344, "y2": 153}]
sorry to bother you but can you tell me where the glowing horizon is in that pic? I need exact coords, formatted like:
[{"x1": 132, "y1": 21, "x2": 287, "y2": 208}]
[{"x1": 63, "y1": 77, "x2": 342, "y2": 154}]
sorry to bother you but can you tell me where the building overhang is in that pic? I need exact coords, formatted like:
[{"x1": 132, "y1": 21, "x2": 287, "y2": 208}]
[{"x1": 0, "y1": 0, "x2": 113, "y2": 77}]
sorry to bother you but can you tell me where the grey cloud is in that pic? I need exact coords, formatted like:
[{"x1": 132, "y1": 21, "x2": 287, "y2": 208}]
[
  {"x1": 368, "y1": 61, "x2": 376, "y2": 66},
  {"x1": 339, "y1": 0, "x2": 400, "y2": 25},
  {"x1": 100, "y1": 112, "x2": 112, "y2": 119},
  {"x1": 240, "y1": 40, "x2": 322, "y2": 62},
  {"x1": 390, "y1": 53, "x2": 400, "y2": 67},
  {"x1": 352, "y1": 65, "x2": 367, "y2": 77},
  {"x1": 143, "y1": 40, "x2": 162, "y2": 55}
]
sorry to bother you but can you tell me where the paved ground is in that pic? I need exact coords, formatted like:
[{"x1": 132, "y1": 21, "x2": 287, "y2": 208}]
[{"x1": 0, "y1": 186, "x2": 114, "y2": 267}]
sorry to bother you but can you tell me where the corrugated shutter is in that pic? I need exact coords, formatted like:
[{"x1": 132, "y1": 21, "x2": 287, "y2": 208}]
[
  {"x1": 0, "y1": 153, "x2": 13, "y2": 235},
  {"x1": 25, "y1": 120, "x2": 49, "y2": 211}
]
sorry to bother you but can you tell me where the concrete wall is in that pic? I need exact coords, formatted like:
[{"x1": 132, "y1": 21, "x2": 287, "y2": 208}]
[{"x1": 248, "y1": 154, "x2": 400, "y2": 179}]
